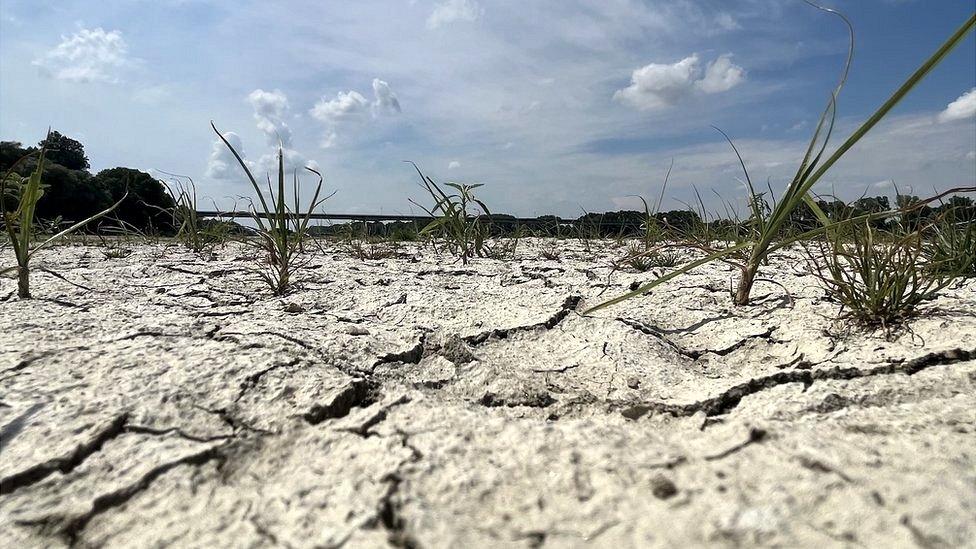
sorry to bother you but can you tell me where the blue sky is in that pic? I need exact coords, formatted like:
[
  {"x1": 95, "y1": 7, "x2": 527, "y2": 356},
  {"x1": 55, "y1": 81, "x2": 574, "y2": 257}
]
[{"x1": 1, "y1": 0, "x2": 974, "y2": 217}]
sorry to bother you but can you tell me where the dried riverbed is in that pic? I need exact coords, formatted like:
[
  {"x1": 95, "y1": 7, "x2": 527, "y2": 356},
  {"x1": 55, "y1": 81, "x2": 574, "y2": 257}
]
[{"x1": 2, "y1": 239, "x2": 974, "y2": 547}]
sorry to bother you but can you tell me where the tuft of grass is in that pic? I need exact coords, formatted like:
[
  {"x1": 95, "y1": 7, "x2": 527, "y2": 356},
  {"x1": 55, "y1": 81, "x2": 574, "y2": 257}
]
[
  {"x1": 212, "y1": 122, "x2": 329, "y2": 295},
  {"x1": 807, "y1": 220, "x2": 959, "y2": 329},
  {"x1": 1, "y1": 130, "x2": 124, "y2": 298},
  {"x1": 157, "y1": 172, "x2": 229, "y2": 256},
  {"x1": 586, "y1": 6, "x2": 976, "y2": 314},
  {"x1": 924, "y1": 206, "x2": 975, "y2": 277},
  {"x1": 623, "y1": 242, "x2": 653, "y2": 272},
  {"x1": 620, "y1": 241, "x2": 680, "y2": 273},
  {"x1": 483, "y1": 228, "x2": 522, "y2": 260},
  {"x1": 343, "y1": 234, "x2": 400, "y2": 260},
  {"x1": 407, "y1": 161, "x2": 491, "y2": 264},
  {"x1": 96, "y1": 221, "x2": 137, "y2": 259},
  {"x1": 538, "y1": 238, "x2": 562, "y2": 261},
  {"x1": 574, "y1": 211, "x2": 603, "y2": 257}
]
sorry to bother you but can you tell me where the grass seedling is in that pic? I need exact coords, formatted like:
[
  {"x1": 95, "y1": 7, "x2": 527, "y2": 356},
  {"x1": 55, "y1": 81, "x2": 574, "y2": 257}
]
[
  {"x1": 212, "y1": 122, "x2": 329, "y2": 295},
  {"x1": 407, "y1": 161, "x2": 491, "y2": 264},
  {"x1": 612, "y1": 161, "x2": 677, "y2": 272},
  {"x1": 483, "y1": 226, "x2": 523, "y2": 260},
  {"x1": 1, "y1": 132, "x2": 125, "y2": 298},
  {"x1": 623, "y1": 242, "x2": 653, "y2": 272},
  {"x1": 539, "y1": 238, "x2": 562, "y2": 261},
  {"x1": 574, "y1": 210, "x2": 603, "y2": 257},
  {"x1": 157, "y1": 171, "x2": 228, "y2": 256},
  {"x1": 342, "y1": 230, "x2": 400, "y2": 260},
  {"x1": 96, "y1": 220, "x2": 137, "y2": 259},
  {"x1": 586, "y1": 6, "x2": 976, "y2": 314}
]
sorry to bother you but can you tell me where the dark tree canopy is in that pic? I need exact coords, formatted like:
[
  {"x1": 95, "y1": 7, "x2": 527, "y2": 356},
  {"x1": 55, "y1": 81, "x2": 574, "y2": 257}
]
[
  {"x1": 33, "y1": 165, "x2": 109, "y2": 223},
  {"x1": 90, "y1": 167, "x2": 175, "y2": 232},
  {"x1": 1, "y1": 141, "x2": 37, "y2": 173},
  {"x1": 38, "y1": 131, "x2": 90, "y2": 171},
  {"x1": 4, "y1": 132, "x2": 176, "y2": 232}
]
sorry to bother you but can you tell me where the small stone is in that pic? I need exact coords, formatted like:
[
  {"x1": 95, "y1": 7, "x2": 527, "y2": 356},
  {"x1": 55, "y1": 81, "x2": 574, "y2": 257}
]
[
  {"x1": 284, "y1": 302, "x2": 304, "y2": 313},
  {"x1": 626, "y1": 376, "x2": 641, "y2": 389},
  {"x1": 345, "y1": 325, "x2": 370, "y2": 336},
  {"x1": 650, "y1": 474, "x2": 678, "y2": 499}
]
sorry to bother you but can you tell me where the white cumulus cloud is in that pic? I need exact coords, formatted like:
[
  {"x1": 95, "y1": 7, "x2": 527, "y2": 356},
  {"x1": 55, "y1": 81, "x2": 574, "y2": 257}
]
[
  {"x1": 696, "y1": 54, "x2": 746, "y2": 94},
  {"x1": 33, "y1": 27, "x2": 130, "y2": 83},
  {"x1": 371, "y1": 78, "x2": 401, "y2": 115},
  {"x1": 246, "y1": 88, "x2": 317, "y2": 175},
  {"x1": 206, "y1": 132, "x2": 251, "y2": 180},
  {"x1": 938, "y1": 88, "x2": 976, "y2": 123},
  {"x1": 448, "y1": 160, "x2": 461, "y2": 170},
  {"x1": 310, "y1": 80, "x2": 401, "y2": 147},
  {"x1": 247, "y1": 88, "x2": 293, "y2": 145},
  {"x1": 310, "y1": 90, "x2": 370, "y2": 123},
  {"x1": 427, "y1": 0, "x2": 483, "y2": 29},
  {"x1": 208, "y1": 90, "x2": 318, "y2": 180},
  {"x1": 614, "y1": 53, "x2": 745, "y2": 111}
]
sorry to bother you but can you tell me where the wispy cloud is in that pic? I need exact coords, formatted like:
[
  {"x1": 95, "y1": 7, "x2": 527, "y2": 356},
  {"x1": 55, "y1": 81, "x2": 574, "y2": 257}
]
[{"x1": 427, "y1": 0, "x2": 483, "y2": 30}]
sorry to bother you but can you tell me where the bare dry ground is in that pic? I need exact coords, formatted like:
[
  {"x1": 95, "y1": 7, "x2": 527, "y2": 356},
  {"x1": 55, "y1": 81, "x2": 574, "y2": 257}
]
[{"x1": 1, "y1": 239, "x2": 974, "y2": 548}]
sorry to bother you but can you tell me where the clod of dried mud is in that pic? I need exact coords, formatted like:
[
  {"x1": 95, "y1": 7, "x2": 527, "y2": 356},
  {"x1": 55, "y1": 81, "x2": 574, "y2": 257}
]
[{"x1": 2, "y1": 240, "x2": 974, "y2": 548}]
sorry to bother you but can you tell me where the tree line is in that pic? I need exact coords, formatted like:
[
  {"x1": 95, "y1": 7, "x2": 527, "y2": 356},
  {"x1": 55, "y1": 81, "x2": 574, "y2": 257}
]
[
  {"x1": 1, "y1": 132, "x2": 174, "y2": 233},
  {"x1": 2, "y1": 130, "x2": 972, "y2": 238}
]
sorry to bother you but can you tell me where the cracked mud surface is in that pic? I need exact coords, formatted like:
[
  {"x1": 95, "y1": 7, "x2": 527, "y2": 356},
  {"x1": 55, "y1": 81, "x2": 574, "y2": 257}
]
[{"x1": 2, "y1": 239, "x2": 975, "y2": 548}]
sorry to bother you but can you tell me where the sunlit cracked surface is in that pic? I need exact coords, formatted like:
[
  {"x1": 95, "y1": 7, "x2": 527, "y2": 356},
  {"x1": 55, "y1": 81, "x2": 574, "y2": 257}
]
[{"x1": 2, "y1": 239, "x2": 974, "y2": 547}]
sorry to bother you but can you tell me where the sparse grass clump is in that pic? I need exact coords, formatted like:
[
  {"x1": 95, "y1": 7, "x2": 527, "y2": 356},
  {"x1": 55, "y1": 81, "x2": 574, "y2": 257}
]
[
  {"x1": 343, "y1": 234, "x2": 400, "y2": 260},
  {"x1": 808, "y1": 221, "x2": 959, "y2": 328},
  {"x1": 925, "y1": 208, "x2": 975, "y2": 277},
  {"x1": 483, "y1": 231, "x2": 521, "y2": 260},
  {"x1": 539, "y1": 239, "x2": 562, "y2": 261},
  {"x1": 212, "y1": 122, "x2": 328, "y2": 295},
  {"x1": 158, "y1": 173, "x2": 228, "y2": 256},
  {"x1": 408, "y1": 161, "x2": 491, "y2": 264}
]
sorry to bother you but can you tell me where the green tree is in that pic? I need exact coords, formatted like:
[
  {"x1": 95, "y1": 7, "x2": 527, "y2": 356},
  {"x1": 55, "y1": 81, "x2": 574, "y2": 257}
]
[
  {"x1": 1, "y1": 141, "x2": 36, "y2": 173},
  {"x1": 33, "y1": 164, "x2": 111, "y2": 224},
  {"x1": 91, "y1": 167, "x2": 175, "y2": 232},
  {"x1": 38, "y1": 131, "x2": 90, "y2": 171}
]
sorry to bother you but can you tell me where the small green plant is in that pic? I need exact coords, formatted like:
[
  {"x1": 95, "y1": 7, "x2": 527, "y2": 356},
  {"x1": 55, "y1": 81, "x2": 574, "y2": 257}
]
[
  {"x1": 925, "y1": 206, "x2": 975, "y2": 277},
  {"x1": 623, "y1": 242, "x2": 653, "y2": 272},
  {"x1": 483, "y1": 227, "x2": 522, "y2": 260},
  {"x1": 807, "y1": 220, "x2": 959, "y2": 329},
  {"x1": 343, "y1": 232, "x2": 400, "y2": 260},
  {"x1": 157, "y1": 172, "x2": 228, "y2": 255},
  {"x1": 96, "y1": 221, "x2": 136, "y2": 259},
  {"x1": 574, "y1": 211, "x2": 603, "y2": 257},
  {"x1": 212, "y1": 122, "x2": 328, "y2": 295},
  {"x1": 539, "y1": 239, "x2": 562, "y2": 261},
  {"x1": 1, "y1": 133, "x2": 124, "y2": 298},
  {"x1": 407, "y1": 161, "x2": 491, "y2": 264},
  {"x1": 587, "y1": 6, "x2": 976, "y2": 314},
  {"x1": 619, "y1": 241, "x2": 680, "y2": 273}
]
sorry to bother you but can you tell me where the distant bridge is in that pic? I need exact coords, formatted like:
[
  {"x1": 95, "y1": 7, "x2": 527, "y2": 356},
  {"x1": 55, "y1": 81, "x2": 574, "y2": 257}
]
[{"x1": 194, "y1": 211, "x2": 584, "y2": 225}]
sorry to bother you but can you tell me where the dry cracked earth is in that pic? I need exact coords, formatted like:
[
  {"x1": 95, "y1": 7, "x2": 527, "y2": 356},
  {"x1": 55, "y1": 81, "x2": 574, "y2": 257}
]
[{"x1": 1, "y1": 239, "x2": 974, "y2": 548}]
